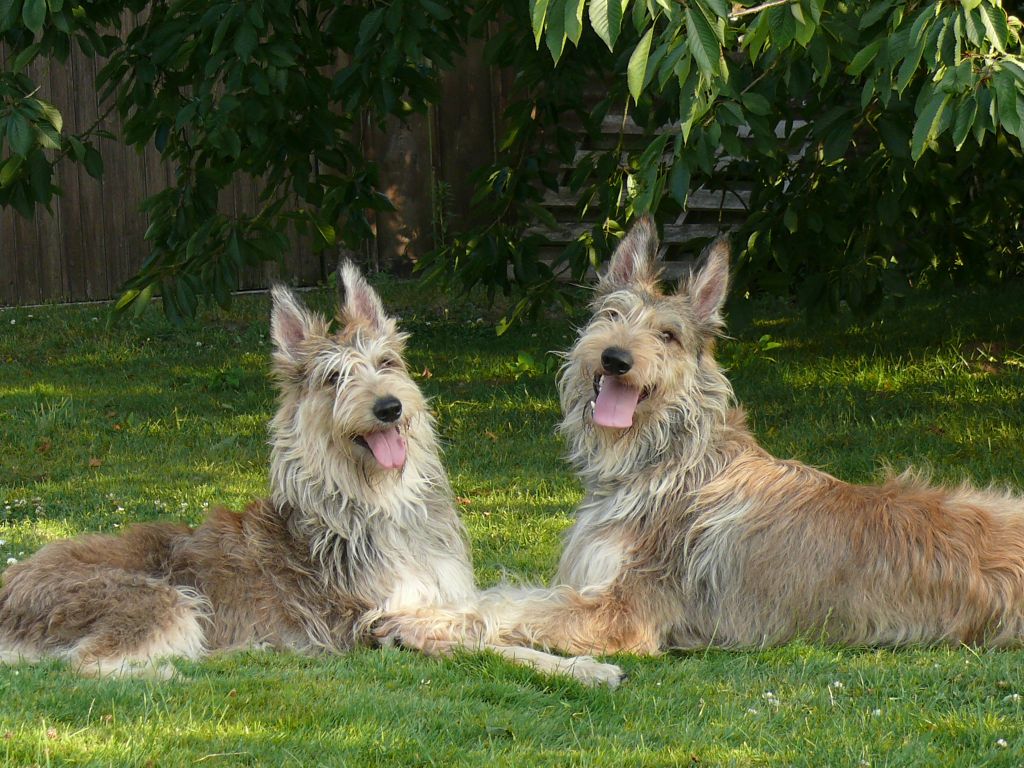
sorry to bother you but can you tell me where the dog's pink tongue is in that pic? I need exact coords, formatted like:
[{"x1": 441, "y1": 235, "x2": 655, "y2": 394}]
[
  {"x1": 363, "y1": 427, "x2": 407, "y2": 470},
  {"x1": 593, "y1": 377, "x2": 641, "y2": 428}
]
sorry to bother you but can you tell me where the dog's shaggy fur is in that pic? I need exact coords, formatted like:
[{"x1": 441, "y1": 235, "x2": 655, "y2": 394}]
[
  {"x1": 379, "y1": 217, "x2": 1024, "y2": 657},
  {"x1": 0, "y1": 264, "x2": 621, "y2": 685}
]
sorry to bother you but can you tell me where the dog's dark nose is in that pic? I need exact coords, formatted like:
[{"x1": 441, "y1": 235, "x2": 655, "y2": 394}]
[
  {"x1": 601, "y1": 347, "x2": 633, "y2": 376},
  {"x1": 373, "y1": 396, "x2": 403, "y2": 423}
]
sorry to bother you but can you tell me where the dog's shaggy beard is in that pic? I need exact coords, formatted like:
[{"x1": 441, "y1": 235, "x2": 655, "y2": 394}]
[
  {"x1": 271, "y1": 405, "x2": 449, "y2": 591},
  {"x1": 557, "y1": 326, "x2": 735, "y2": 489},
  {"x1": 266, "y1": 277, "x2": 466, "y2": 605}
]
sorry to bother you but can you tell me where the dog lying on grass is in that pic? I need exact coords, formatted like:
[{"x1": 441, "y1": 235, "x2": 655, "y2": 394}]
[
  {"x1": 378, "y1": 217, "x2": 1024, "y2": 658},
  {"x1": 0, "y1": 263, "x2": 622, "y2": 687}
]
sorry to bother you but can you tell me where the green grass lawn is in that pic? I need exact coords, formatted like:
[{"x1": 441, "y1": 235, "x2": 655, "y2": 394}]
[{"x1": 2, "y1": 279, "x2": 1024, "y2": 767}]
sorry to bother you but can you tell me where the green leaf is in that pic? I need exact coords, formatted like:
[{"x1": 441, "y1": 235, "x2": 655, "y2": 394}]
[
  {"x1": 67, "y1": 135, "x2": 85, "y2": 160},
  {"x1": 84, "y1": 146, "x2": 103, "y2": 178},
  {"x1": 132, "y1": 284, "x2": 154, "y2": 319},
  {"x1": 895, "y1": 36, "x2": 927, "y2": 94},
  {"x1": 0, "y1": 0, "x2": 23, "y2": 30},
  {"x1": 993, "y1": 67, "x2": 1022, "y2": 139},
  {"x1": 1002, "y1": 60, "x2": 1024, "y2": 87},
  {"x1": 847, "y1": 39, "x2": 883, "y2": 76},
  {"x1": 175, "y1": 278, "x2": 197, "y2": 318},
  {"x1": 960, "y1": 0, "x2": 982, "y2": 11},
  {"x1": 7, "y1": 113, "x2": 33, "y2": 156},
  {"x1": 627, "y1": 27, "x2": 654, "y2": 103},
  {"x1": 877, "y1": 117, "x2": 910, "y2": 159},
  {"x1": 822, "y1": 122, "x2": 853, "y2": 162},
  {"x1": 531, "y1": 0, "x2": 552, "y2": 47},
  {"x1": 0, "y1": 155, "x2": 23, "y2": 187},
  {"x1": 233, "y1": 21, "x2": 257, "y2": 60},
  {"x1": 686, "y1": 5, "x2": 721, "y2": 77},
  {"x1": 38, "y1": 101, "x2": 62, "y2": 133},
  {"x1": 911, "y1": 89, "x2": 950, "y2": 160},
  {"x1": 668, "y1": 159, "x2": 690, "y2": 205},
  {"x1": 545, "y1": 0, "x2": 567, "y2": 62},
  {"x1": 11, "y1": 42, "x2": 39, "y2": 72},
  {"x1": 357, "y1": 7, "x2": 384, "y2": 46},
  {"x1": 211, "y1": 6, "x2": 238, "y2": 54},
  {"x1": 962, "y1": 7, "x2": 982, "y2": 47},
  {"x1": 565, "y1": 0, "x2": 585, "y2": 45},
  {"x1": 696, "y1": 0, "x2": 726, "y2": 44},
  {"x1": 794, "y1": 15, "x2": 815, "y2": 48},
  {"x1": 740, "y1": 91, "x2": 771, "y2": 115},
  {"x1": 702, "y1": 0, "x2": 728, "y2": 18},
  {"x1": 36, "y1": 123, "x2": 60, "y2": 150},
  {"x1": 589, "y1": 0, "x2": 624, "y2": 51},
  {"x1": 21, "y1": 0, "x2": 44, "y2": 35},
  {"x1": 979, "y1": 3, "x2": 1008, "y2": 52},
  {"x1": 114, "y1": 288, "x2": 140, "y2": 311},
  {"x1": 951, "y1": 93, "x2": 978, "y2": 150},
  {"x1": 783, "y1": 206, "x2": 798, "y2": 233},
  {"x1": 858, "y1": 0, "x2": 894, "y2": 30}
]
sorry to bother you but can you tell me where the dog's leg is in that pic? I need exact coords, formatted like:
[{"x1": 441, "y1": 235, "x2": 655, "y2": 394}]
[
  {"x1": 401, "y1": 636, "x2": 625, "y2": 688},
  {"x1": 2, "y1": 560, "x2": 209, "y2": 678},
  {"x1": 484, "y1": 645, "x2": 625, "y2": 688},
  {"x1": 377, "y1": 583, "x2": 660, "y2": 661},
  {"x1": 67, "y1": 585, "x2": 209, "y2": 678}
]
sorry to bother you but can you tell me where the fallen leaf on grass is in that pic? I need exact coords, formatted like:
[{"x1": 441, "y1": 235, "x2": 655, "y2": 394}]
[
  {"x1": 88, "y1": 457, "x2": 102, "y2": 468},
  {"x1": 484, "y1": 431, "x2": 498, "y2": 441},
  {"x1": 36, "y1": 439, "x2": 52, "y2": 454}
]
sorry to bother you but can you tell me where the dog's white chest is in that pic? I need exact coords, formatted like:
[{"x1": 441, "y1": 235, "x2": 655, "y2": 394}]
[
  {"x1": 558, "y1": 528, "x2": 631, "y2": 590},
  {"x1": 382, "y1": 556, "x2": 475, "y2": 610}
]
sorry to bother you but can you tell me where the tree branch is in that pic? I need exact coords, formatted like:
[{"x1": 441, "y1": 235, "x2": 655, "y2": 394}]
[{"x1": 729, "y1": 0, "x2": 793, "y2": 20}]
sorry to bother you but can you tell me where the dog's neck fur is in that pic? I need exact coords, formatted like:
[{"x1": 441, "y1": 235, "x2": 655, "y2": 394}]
[{"x1": 268, "y1": 400, "x2": 452, "y2": 586}]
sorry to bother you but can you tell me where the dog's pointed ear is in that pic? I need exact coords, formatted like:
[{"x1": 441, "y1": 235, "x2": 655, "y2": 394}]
[
  {"x1": 270, "y1": 285, "x2": 325, "y2": 368},
  {"x1": 597, "y1": 215, "x2": 658, "y2": 292},
  {"x1": 337, "y1": 260, "x2": 394, "y2": 334},
  {"x1": 685, "y1": 236, "x2": 731, "y2": 329}
]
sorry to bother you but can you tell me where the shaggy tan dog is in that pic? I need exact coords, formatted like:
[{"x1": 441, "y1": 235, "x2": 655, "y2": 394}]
[
  {"x1": 379, "y1": 217, "x2": 1024, "y2": 657},
  {"x1": 0, "y1": 264, "x2": 621, "y2": 685}
]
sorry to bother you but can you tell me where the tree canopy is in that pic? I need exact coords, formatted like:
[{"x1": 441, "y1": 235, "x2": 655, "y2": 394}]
[{"x1": 1, "y1": 1, "x2": 1022, "y2": 323}]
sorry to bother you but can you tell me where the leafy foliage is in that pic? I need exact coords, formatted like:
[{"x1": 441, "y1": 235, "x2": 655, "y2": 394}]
[
  {"x1": 1, "y1": 0, "x2": 468, "y2": 320},
  {"x1": 2, "y1": 1, "x2": 1023, "y2": 323},
  {"x1": 422, "y1": 0, "x2": 1024, "y2": 327}
]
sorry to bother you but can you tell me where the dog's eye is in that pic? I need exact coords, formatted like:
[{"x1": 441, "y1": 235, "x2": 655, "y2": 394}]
[
  {"x1": 660, "y1": 330, "x2": 678, "y2": 344},
  {"x1": 379, "y1": 356, "x2": 400, "y2": 370},
  {"x1": 605, "y1": 308, "x2": 622, "y2": 321},
  {"x1": 325, "y1": 371, "x2": 341, "y2": 387}
]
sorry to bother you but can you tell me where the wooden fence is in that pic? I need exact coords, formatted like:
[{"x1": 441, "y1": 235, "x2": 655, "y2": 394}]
[
  {"x1": 0, "y1": 39, "x2": 504, "y2": 307},
  {"x1": 0, "y1": 34, "x2": 745, "y2": 308}
]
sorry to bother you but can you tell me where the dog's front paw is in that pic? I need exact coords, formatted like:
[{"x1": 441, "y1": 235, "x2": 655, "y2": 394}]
[
  {"x1": 371, "y1": 612, "x2": 433, "y2": 651},
  {"x1": 565, "y1": 655, "x2": 627, "y2": 689}
]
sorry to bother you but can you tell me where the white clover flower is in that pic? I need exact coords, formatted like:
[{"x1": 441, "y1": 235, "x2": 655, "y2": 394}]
[
  {"x1": 6, "y1": 557, "x2": 17, "y2": 566},
  {"x1": 995, "y1": 739, "x2": 1008, "y2": 748}
]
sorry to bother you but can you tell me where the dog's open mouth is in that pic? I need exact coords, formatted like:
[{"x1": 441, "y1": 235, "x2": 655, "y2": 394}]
[
  {"x1": 591, "y1": 373, "x2": 650, "y2": 429},
  {"x1": 353, "y1": 426, "x2": 407, "y2": 470}
]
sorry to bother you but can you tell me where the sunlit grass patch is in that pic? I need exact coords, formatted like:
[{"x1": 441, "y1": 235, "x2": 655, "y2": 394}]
[{"x1": 2, "y1": 281, "x2": 1023, "y2": 766}]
